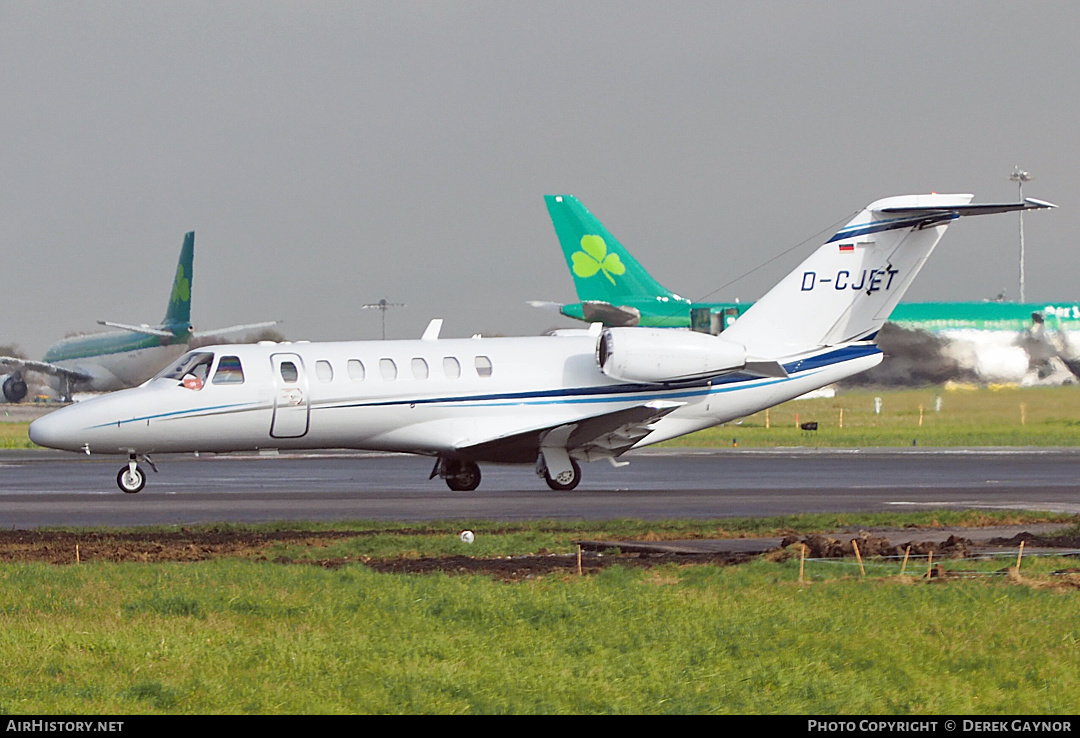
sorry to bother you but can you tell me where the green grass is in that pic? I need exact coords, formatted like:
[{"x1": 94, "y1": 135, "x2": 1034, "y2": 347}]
[
  {"x1": 0, "y1": 421, "x2": 35, "y2": 448},
  {"x1": 2, "y1": 553, "x2": 1078, "y2": 714},
  {"x1": 2, "y1": 513, "x2": 1079, "y2": 714},
  {"x1": 662, "y1": 384, "x2": 1080, "y2": 448}
]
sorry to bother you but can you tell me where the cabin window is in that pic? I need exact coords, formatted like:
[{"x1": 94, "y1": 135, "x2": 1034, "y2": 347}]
[
  {"x1": 280, "y1": 361, "x2": 299, "y2": 383},
  {"x1": 474, "y1": 356, "x2": 493, "y2": 378},
  {"x1": 347, "y1": 359, "x2": 366, "y2": 381},
  {"x1": 315, "y1": 360, "x2": 334, "y2": 383},
  {"x1": 411, "y1": 358, "x2": 429, "y2": 380},
  {"x1": 379, "y1": 358, "x2": 397, "y2": 380},
  {"x1": 443, "y1": 356, "x2": 461, "y2": 379},
  {"x1": 212, "y1": 355, "x2": 245, "y2": 385}
]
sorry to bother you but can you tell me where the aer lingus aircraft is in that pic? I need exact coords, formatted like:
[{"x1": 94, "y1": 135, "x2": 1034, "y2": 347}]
[
  {"x1": 0, "y1": 232, "x2": 277, "y2": 402},
  {"x1": 537, "y1": 195, "x2": 1072, "y2": 383},
  {"x1": 29, "y1": 193, "x2": 1054, "y2": 493}
]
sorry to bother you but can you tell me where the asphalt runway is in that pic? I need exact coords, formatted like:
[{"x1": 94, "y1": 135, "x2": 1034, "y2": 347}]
[{"x1": 2, "y1": 447, "x2": 1079, "y2": 527}]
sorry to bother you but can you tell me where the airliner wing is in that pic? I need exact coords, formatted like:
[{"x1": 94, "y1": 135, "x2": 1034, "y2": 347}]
[
  {"x1": 0, "y1": 357, "x2": 92, "y2": 382},
  {"x1": 457, "y1": 400, "x2": 682, "y2": 463},
  {"x1": 192, "y1": 321, "x2": 280, "y2": 340}
]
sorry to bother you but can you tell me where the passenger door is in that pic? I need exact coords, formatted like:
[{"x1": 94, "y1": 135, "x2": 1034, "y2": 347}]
[{"x1": 270, "y1": 353, "x2": 310, "y2": 438}]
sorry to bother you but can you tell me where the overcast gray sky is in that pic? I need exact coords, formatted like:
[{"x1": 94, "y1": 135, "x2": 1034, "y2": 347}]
[{"x1": 2, "y1": 1, "x2": 1077, "y2": 358}]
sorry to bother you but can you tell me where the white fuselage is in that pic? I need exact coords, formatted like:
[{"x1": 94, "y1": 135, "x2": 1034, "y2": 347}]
[{"x1": 28, "y1": 333, "x2": 880, "y2": 461}]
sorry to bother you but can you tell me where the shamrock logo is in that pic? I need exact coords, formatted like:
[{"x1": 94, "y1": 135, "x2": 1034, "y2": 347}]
[
  {"x1": 571, "y1": 235, "x2": 625, "y2": 285},
  {"x1": 172, "y1": 264, "x2": 190, "y2": 303}
]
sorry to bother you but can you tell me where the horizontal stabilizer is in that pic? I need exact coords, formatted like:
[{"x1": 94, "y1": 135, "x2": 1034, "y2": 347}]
[
  {"x1": 582, "y1": 301, "x2": 641, "y2": 327},
  {"x1": 97, "y1": 321, "x2": 175, "y2": 338},
  {"x1": 525, "y1": 300, "x2": 566, "y2": 314},
  {"x1": 879, "y1": 198, "x2": 1057, "y2": 217}
]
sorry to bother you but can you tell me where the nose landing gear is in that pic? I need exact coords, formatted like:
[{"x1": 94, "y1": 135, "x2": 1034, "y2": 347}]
[{"x1": 116, "y1": 454, "x2": 157, "y2": 493}]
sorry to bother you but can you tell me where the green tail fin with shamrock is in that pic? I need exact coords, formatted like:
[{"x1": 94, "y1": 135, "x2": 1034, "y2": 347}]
[
  {"x1": 544, "y1": 195, "x2": 681, "y2": 304},
  {"x1": 163, "y1": 231, "x2": 194, "y2": 328}
]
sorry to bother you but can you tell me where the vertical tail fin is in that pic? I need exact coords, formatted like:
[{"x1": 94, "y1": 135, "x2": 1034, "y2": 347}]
[
  {"x1": 720, "y1": 195, "x2": 1055, "y2": 358},
  {"x1": 163, "y1": 231, "x2": 194, "y2": 328},
  {"x1": 544, "y1": 195, "x2": 681, "y2": 304}
]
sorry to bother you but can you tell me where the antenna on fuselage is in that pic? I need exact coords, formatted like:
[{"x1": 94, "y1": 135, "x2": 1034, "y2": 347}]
[{"x1": 361, "y1": 297, "x2": 406, "y2": 339}]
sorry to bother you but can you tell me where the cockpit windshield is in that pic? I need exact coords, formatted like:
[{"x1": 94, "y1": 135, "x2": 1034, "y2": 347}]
[{"x1": 155, "y1": 351, "x2": 215, "y2": 388}]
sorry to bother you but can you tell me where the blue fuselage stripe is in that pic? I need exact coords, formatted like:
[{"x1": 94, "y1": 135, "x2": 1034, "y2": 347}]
[{"x1": 95, "y1": 344, "x2": 880, "y2": 426}]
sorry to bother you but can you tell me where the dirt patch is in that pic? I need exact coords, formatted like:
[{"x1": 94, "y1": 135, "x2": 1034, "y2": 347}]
[
  {"x1": 781, "y1": 531, "x2": 977, "y2": 560},
  {"x1": 0, "y1": 528, "x2": 384, "y2": 565},
  {"x1": 0, "y1": 528, "x2": 755, "y2": 581},
  {"x1": 1, "y1": 527, "x2": 1075, "y2": 582}
]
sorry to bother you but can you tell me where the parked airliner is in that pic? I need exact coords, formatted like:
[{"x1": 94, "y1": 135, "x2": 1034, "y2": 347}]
[
  {"x1": 0, "y1": 232, "x2": 277, "y2": 402},
  {"x1": 29, "y1": 193, "x2": 1054, "y2": 493}
]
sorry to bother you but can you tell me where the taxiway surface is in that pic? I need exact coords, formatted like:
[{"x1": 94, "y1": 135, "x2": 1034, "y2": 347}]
[{"x1": 1, "y1": 448, "x2": 1079, "y2": 527}]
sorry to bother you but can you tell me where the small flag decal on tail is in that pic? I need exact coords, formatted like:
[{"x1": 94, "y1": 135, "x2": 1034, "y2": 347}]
[{"x1": 838, "y1": 243, "x2": 855, "y2": 252}]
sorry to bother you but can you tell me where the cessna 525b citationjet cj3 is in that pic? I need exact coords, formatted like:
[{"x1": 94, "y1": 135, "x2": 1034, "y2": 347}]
[{"x1": 30, "y1": 193, "x2": 1055, "y2": 493}]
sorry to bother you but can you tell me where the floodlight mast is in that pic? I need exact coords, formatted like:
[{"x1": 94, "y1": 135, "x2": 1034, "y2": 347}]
[
  {"x1": 361, "y1": 297, "x2": 405, "y2": 340},
  {"x1": 1010, "y1": 166, "x2": 1033, "y2": 302}
]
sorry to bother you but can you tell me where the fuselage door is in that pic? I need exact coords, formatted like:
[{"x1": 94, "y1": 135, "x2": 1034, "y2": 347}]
[{"x1": 270, "y1": 353, "x2": 310, "y2": 438}]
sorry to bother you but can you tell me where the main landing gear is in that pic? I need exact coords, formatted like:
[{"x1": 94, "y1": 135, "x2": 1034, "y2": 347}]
[
  {"x1": 431, "y1": 455, "x2": 585, "y2": 492},
  {"x1": 116, "y1": 454, "x2": 157, "y2": 494},
  {"x1": 430, "y1": 458, "x2": 482, "y2": 491},
  {"x1": 537, "y1": 457, "x2": 582, "y2": 491}
]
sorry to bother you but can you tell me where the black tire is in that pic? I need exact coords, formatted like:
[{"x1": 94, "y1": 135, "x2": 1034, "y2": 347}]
[
  {"x1": 117, "y1": 465, "x2": 146, "y2": 494},
  {"x1": 445, "y1": 461, "x2": 481, "y2": 491},
  {"x1": 544, "y1": 459, "x2": 581, "y2": 491}
]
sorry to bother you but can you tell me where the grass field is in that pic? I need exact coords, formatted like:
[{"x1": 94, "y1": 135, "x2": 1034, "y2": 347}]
[
  {"x1": 1, "y1": 513, "x2": 1079, "y2": 714},
  {"x1": 661, "y1": 384, "x2": 1080, "y2": 448}
]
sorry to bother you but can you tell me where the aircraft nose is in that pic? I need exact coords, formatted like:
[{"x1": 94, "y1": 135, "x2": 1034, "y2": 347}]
[{"x1": 29, "y1": 407, "x2": 82, "y2": 451}]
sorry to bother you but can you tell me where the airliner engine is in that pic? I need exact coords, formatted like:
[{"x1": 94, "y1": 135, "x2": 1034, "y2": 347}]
[
  {"x1": 596, "y1": 327, "x2": 747, "y2": 383},
  {"x1": 2, "y1": 372, "x2": 28, "y2": 403}
]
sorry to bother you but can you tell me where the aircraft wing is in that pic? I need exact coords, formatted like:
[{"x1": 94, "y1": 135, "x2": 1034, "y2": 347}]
[
  {"x1": 0, "y1": 357, "x2": 92, "y2": 382},
  {"x1": 456, "y1": 400, "x2": 683, "y2": 464},
  {"x1": 191, "y1": 321, "x2": 281, "y2": 340}
]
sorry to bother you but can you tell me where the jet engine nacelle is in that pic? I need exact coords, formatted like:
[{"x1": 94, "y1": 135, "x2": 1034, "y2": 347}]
[
  {"x1": 597, "y1": 327, "x2": 747, "y2": 383},
  {"x1": 2, "y1": 372, "x2": 28, "y2": 403}
]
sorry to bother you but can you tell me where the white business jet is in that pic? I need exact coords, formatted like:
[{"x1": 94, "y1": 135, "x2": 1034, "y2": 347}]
[{"x1": 29, "y1": 193, "x2": 1054, "y2": 493}]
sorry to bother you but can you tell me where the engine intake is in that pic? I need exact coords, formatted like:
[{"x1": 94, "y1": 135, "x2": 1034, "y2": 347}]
[
  {"x1": 597, "y1": 328, "x2": 748, "y2": 384},
  {"x1": 3, "y1": 372, "x2": 28, "y2": 403}
]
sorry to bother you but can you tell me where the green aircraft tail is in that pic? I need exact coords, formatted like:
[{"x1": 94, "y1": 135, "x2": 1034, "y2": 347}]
[
  {"x1": 163, "y1": 231, "x2": 194, "y2": 328},
  {"x1": 544, "y1": 195, "x2": 681, "y2": 304}
]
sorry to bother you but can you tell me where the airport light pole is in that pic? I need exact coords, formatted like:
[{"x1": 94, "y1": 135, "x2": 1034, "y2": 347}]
[
  {"x1": 362, "y1": 297, "x2": 405, "y2": 340},
  {"x1": 1010, "y1": 166, "x2": 1032, "y2": 302}
]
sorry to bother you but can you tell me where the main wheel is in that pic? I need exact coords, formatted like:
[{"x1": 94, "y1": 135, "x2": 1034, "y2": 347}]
[
  {"x1": 543, "y1": 459, "x2": 581, "y2": 491},
  {"x1": 117, "y1": 465, "x2": 146, "y2": 494},
  {"x1": 445, "y1": 461, "x2": 481, "y2": 491}
]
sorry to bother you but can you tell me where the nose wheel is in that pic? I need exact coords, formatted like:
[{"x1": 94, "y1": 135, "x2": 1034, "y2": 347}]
[
  {"x1": 116, "y1": 455, "x2": 156, "y2": 493},
  {"x1": 117, "y1": 465, "x2": 146, "y2": 494}
]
